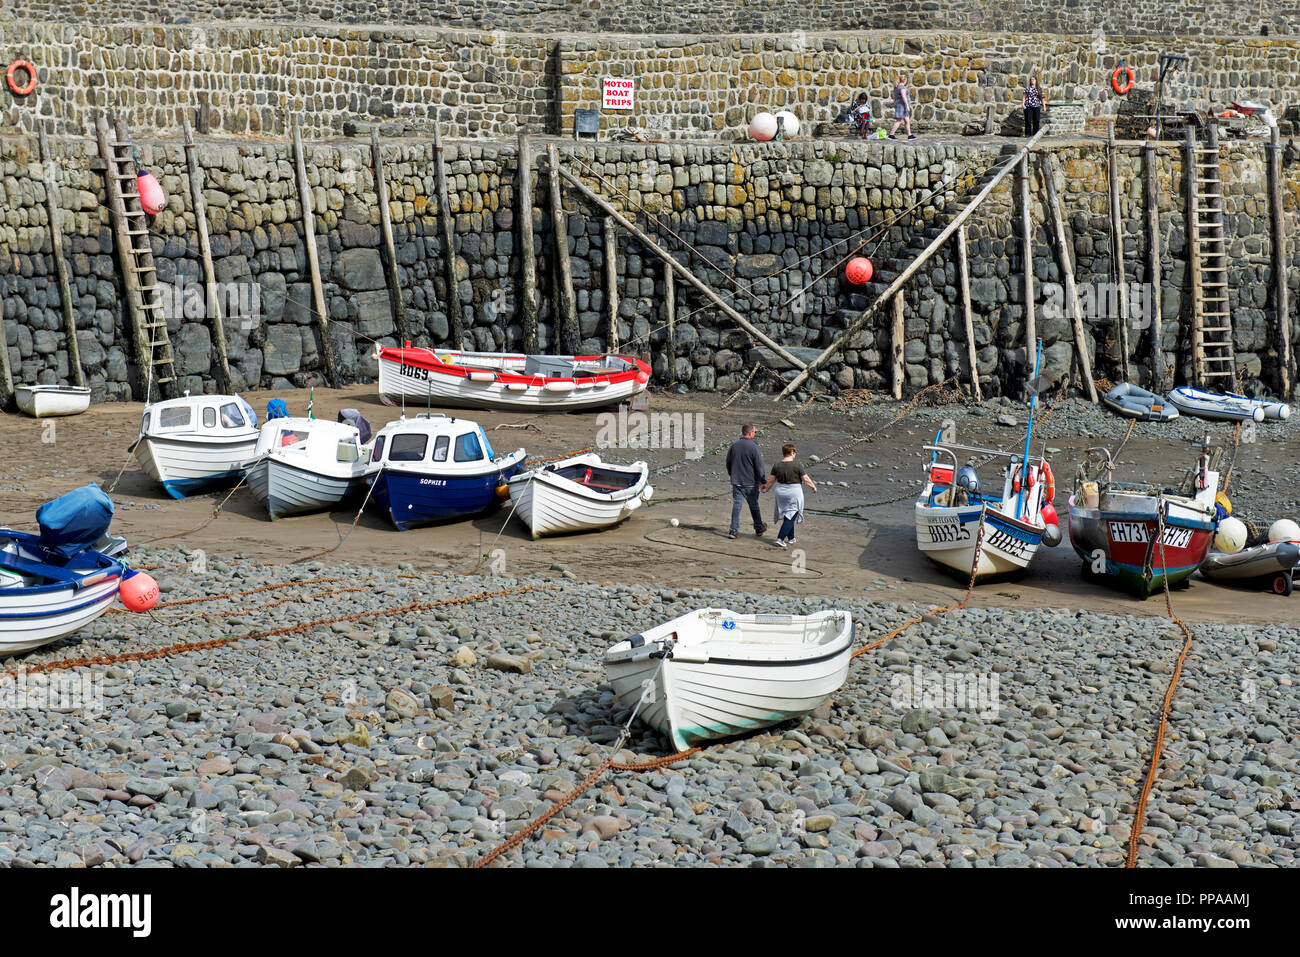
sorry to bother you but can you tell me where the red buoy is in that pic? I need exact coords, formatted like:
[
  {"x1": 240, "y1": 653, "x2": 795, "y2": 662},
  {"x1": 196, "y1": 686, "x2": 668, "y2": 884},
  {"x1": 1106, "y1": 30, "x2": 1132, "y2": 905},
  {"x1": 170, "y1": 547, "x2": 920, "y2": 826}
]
[
  {"x1": 845, "y1": 257, "x2": 873, "y2": 285},
  {"x1": 137, "y1": 170, "x2": 166, "y2": 215},
  {"x1": 1040, "y1": 501, "x2": 1058, "y2": 528},
  {"x1": 120, "y1": 570, "x2": 160, "y2": 613}
]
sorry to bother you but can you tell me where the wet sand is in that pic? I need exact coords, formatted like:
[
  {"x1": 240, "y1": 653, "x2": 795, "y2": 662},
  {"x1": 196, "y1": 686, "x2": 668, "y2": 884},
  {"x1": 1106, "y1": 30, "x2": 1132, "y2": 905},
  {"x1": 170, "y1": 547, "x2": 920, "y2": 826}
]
[{"x1": 3, "y1": 383, "x2": 1295, "y2": 627}]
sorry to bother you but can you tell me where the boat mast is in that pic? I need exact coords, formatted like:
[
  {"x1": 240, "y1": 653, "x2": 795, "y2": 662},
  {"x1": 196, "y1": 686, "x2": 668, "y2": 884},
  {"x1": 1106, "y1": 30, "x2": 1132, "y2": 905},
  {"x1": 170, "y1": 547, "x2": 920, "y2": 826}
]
[{"x1": 1016, "y1": 338, "x2": 1044, "y2": 519}]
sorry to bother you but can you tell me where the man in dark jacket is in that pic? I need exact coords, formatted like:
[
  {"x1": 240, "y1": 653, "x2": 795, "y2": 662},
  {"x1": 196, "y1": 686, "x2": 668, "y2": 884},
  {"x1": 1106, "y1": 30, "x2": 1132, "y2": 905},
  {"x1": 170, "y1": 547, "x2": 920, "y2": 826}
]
[{"x1": 726, "y1": 424, "x2": 768, "y2": 539}]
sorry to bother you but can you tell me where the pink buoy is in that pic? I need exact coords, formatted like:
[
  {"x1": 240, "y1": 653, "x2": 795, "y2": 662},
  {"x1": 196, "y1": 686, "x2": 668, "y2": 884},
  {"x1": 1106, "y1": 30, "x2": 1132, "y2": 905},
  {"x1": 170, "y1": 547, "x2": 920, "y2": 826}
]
[
  {"x1": 749, "y1": 112, "x2": 778, "y2": 142},
  {"x1": 137, "y1": 170, "x2": 166, "y2": 215},
  {"x1": 845, "y1": 257, "x2": 873, "y2": 285},
  {"x1": 120, "y1": 570, "x2": 160, "y2": 613}
]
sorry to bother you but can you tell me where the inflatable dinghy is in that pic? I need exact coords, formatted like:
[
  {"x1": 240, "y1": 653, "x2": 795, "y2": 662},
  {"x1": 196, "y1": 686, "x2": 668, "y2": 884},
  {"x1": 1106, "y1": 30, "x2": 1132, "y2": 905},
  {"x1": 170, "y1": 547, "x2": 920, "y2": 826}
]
[
  {"x1": 1101, "y1": 382, "x2": 1178, "y2": 422},
  {"x1": 1167, "y1": 387, "x2": 1289, "y2": 422}
]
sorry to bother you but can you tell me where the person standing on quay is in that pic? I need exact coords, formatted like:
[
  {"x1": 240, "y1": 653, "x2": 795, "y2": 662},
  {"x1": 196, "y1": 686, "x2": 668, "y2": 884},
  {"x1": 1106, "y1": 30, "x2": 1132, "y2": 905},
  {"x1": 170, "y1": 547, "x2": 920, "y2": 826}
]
[
  {"x1": 888, "y1": 75, "x2": 916, "y2": 140},
  {"x1": 1023, "y1": 76, "x2": 1044, "y2": 137},
  {"x1": 762, "y1": 443, "x2": 817, "y2": 548},
  {"x1": 726, "y1": 424, "x2": 768, "y2": 540}
]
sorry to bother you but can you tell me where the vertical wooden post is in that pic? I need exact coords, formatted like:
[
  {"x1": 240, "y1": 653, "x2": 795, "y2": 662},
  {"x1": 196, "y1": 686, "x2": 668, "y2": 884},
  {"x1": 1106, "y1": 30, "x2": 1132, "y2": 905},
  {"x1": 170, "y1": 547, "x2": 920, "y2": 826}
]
[
  {"x1": 1107, "y1": 126, "x2": 1131, "y2": 382},
  {"x1": 1039, "y1": 151, "x2": 1098, "y2": 403},
  {"x1": 1184, "y1": 124, "x2": 1204, "y2": 386},
  {"x1": 664, "y1": 261, "x2": 676, "y2": 383},
  {"x1": 956, "y1": 224, "x2": 982, "y2": 402},
  {"x1": 291, "y1": 118, "x2": 338, "y2": 386},
  {"x1": 1143, "y1": 139, "x2": 1166, "y2": 390},
  {"x1": 38, "y1": 125, "x2": 84, "y2": 389},
  {"x1": 1268, "y1": 124, "x2": 1293, "y2": 398},
  {"x1": 891, "y1": 292, "x2": 905, "y2": 400},
  {"x1": 434, "y1": 123, "x2": 464, "y2": 349},
  {"x1": 1019, "y1": 156, "x2": 1036, "y2": 377},
  {"x1": 0, "y1": 286, "x2": 12, "y2": 406},
  {"x1": 371, "y1": 128, "x2": 411, "y2": 346},
  {"x1": 182, "y1": 119, "x2": 232, "y2": 393},
  {"x1": 603, "y1": 215, "x2": 619, "y2": 353},
  {"x1": 516, "y1": 131, "x2": 539, "y2": 354},
  {"x1": 547, "y1": 144, "x2": 579, "y2": 354}
]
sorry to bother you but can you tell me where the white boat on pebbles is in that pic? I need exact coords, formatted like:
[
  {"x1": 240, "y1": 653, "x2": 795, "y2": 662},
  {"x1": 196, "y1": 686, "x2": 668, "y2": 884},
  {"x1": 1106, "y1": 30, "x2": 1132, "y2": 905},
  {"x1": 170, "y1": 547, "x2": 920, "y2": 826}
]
[
  {"x1": 241, "y1": 414, "x2": 370, "y2": 520},
  {"x1": 507, "y1": 453, "x2": 652, "y2": 539},
  {"x1": 131, "y1": 393, "x2": 260, "y2": 498},
  {"x1": 603, "y1": 608, "x2": 854, "y2": 751},
  {"x1": 15, "y1": 384, "x2": 92, "y2": 418}
]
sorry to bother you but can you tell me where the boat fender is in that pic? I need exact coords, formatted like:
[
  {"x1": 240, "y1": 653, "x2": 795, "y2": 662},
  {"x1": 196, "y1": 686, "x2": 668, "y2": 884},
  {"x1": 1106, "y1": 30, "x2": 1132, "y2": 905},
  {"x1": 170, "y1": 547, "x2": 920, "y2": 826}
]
[
  {"x1": 5, "y1": 59, "x2": 37, "y2": 97},
  {"x1": 1041, "y1": 522, "x2": 1062, "y2": 548},
  {"x1": 641, "y1": 485, "x2": 654, "y2": 501},
  {"x1": 1041, "y1": 461, "x2": 1055, "y2": 503}
]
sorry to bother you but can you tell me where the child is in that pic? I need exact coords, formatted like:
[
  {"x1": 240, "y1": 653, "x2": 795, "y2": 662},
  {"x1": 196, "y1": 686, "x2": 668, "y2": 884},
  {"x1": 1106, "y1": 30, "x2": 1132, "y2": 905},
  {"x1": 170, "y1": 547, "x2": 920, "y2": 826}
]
[
  {"x1": 850, "y1": 92, "x2": 872, "y2": 137},
  {"x1": 761, "y1": 444, "x2": 818, "y2": 548}
]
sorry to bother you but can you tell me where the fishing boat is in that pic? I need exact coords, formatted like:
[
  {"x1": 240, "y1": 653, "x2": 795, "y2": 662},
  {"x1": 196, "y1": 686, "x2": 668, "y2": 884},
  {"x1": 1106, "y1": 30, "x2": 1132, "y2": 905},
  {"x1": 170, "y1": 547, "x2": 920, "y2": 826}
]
[
  {"x1": 366, "y1": 414, "x2": 526, "y2": 530},
  {"x1": 241, "y1": 413, "x2": 371, "y2": 520},
  {"x1": 374, "y1": 343, "x2": 651, "y2": 412},
  {"x1": 914, "y1": 339, "x2": 1060, "y2": 581},
  {"x1": 131, "y1": 393, "x2": 260, "y2": 498},
  {"x1": 1166, "y1": 386, "x2": 1289, "y2": 422},
  {"x1": 603, "y1": 608, "x2": 854, "y2": 751},
  {"x1": 0, "y1": 485, "x2": 148, "y2": 656},
  {"x1": 1067, "y1": 439, "x2": 1219, "y2": 597},
  {"x1": 508, "y1": 453, "x2": 652, "y2": 539},
  {"x1": 1101, "y1": 382, "x2": 1178, "y2": 422},
  {"x1": 14, "y1": 384, "x2": 92, "y2": 418}
]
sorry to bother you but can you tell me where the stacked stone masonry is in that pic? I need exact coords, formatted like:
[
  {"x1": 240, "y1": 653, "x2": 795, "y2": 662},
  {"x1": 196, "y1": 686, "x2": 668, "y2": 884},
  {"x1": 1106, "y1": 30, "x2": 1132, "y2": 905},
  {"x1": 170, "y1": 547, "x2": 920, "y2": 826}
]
[
  {"x1": 0, "y1": 0, "x2": 1297, "y2": 37},
  {"x1": 2, "y1": 135, "x2": 1297, "y2": 402},
  {"x1": 5, "y1": 24, "x2": 1300, "y2": 140}
]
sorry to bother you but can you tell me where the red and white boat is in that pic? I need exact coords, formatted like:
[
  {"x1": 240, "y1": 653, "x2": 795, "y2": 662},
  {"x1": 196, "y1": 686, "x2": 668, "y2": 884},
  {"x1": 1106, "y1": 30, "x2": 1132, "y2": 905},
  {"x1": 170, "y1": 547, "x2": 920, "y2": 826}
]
[{"x1": 374, "y1": 344, "x2": 650, "y2": 412}]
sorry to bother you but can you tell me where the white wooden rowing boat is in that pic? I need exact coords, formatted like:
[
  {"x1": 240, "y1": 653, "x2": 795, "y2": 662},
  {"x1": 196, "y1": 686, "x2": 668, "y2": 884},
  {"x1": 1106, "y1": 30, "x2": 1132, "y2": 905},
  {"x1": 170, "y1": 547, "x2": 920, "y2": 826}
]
[
  {"x1": 603, "y1": 608, "x2": 853, "y2": 750},
  {"x1": 131, "y1": 393, "x2": 260, "y2": 498},
  {"x1": 508, "y1": 453, "x2": 652, "y2": 539},
  {"x1": 375, "y1": 344, "x2": 650, "y2": 411},
  {"x1": 15, "y1": 385, "x2": 91, "y2": 418}
]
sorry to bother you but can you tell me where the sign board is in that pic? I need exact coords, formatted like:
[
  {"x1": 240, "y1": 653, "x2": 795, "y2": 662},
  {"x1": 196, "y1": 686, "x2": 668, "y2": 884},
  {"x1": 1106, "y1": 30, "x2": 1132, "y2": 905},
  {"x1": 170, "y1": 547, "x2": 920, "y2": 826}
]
[{"x1": 602, "y1": 77, "x2": 635, "y2": 111}]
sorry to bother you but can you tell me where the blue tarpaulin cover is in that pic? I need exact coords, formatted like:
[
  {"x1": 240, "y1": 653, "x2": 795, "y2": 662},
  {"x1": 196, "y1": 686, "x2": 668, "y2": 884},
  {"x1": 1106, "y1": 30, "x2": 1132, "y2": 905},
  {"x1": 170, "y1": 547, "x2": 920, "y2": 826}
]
[
  {"x1": 267, "y1": 399, "x2": 290, "y2": 421},
  {"x1": 36, "y1": 483, "x2": 114, "y2": 561}
]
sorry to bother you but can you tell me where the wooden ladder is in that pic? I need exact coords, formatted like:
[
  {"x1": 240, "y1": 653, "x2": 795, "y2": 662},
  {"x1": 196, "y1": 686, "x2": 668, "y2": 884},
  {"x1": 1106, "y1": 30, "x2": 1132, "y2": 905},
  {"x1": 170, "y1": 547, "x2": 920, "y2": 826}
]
[
  {"x1": 94, "y1": 114, "x2": 178, "y2": 401},
  {"x1": 1185, "y1": 121, "x2": 1237, "y2": 389}
]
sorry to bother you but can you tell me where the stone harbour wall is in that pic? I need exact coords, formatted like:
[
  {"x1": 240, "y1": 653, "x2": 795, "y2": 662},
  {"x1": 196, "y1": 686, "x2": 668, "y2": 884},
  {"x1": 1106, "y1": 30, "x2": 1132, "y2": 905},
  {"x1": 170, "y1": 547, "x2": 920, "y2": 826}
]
[
  {"x1": 5, "y1": 23, "x2": 1300, "y2": 141},
  {"x1": 0, "y1": 0, "x2": 1297, "y2": 38},
  {"x1": 1, "y1": 134, "x2": 1297, "y2": 403}
]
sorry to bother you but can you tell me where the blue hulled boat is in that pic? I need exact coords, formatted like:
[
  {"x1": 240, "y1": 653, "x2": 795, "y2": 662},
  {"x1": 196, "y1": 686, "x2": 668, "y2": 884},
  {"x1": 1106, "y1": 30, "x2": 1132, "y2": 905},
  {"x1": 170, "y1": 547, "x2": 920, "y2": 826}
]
[{"x1": 366, "y1": 414, "x2": 526, "y2": 530}]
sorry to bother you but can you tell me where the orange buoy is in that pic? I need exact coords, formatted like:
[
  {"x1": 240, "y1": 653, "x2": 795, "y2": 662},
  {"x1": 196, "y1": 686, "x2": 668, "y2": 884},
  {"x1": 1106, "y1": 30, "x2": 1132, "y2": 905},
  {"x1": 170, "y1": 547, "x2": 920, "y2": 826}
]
[
  {"x1": 845, "y1": 257, "x2": 873, "y2": 285},
  {"x1": 5, "y1": 60, "x2": 36, "y2": 97},
  {"x1": 120, "y1": 570, "x2": 160, "y2": 612},
  {"x1": 1111, "y1": 66, "x2": 1134, "y2": 95},
  {"x1": 137, "y1": 170, "x2": 166, "y2": 215}
]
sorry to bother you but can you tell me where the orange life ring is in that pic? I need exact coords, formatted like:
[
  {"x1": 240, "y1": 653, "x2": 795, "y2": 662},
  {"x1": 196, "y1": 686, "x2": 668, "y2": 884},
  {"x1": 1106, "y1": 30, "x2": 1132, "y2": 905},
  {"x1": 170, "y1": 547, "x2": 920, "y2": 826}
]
[
  {"x1": 1041, "y1": 461, "x2": 1055, "y2": 503},
  {"x1": 1111, "y1": 66, "x2": 1134, "y2": 96},
  {"x1": 5, "y1": 59, "x2": 37, "y2": 97}
]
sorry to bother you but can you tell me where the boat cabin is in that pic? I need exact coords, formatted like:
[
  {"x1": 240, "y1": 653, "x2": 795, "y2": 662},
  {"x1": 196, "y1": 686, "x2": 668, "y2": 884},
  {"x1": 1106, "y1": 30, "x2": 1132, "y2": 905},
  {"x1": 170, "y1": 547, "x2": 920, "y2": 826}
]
[
  {"x1": 141, "y1": 392, "x2": 258, "y2": 438},
  {"x1": 368, "y1": 414, "x2": 502, "y2": 471},
  {"x1": 253, "y1": 417, "x2": 366, "y2": 467}
]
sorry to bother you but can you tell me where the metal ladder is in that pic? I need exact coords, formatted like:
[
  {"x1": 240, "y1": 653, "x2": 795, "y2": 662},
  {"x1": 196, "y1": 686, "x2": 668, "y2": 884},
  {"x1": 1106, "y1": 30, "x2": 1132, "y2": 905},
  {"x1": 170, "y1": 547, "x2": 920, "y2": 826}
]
[
  {"x1": 1186, "y1": 121, "x2": 1237, "y2": 389},
  {"x1": 94, "y1": 114, "x2": 177, "y2": 401}
]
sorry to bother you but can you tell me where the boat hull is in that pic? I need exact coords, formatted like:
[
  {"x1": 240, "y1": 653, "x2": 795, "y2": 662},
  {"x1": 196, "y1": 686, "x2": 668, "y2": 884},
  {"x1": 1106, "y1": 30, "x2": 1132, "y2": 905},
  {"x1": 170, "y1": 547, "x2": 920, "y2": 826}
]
[
  {"x1": 135, "y1": 434, "x2": 259, "y2": 499},
  {"x1": 376, "y1": 348, "x2": 649, "y2": 411},
  {"x1": 508, "y1": 457, "x2": 650, "y2": 539},
  {"x1": 915, "y1": 502, "x2": 1043, "y2": 580},
  {"x1": 604, "y1": 612, "x2": 853, "y2": 751},
  {"x1": 370, "y1": 460, "x2": 523, "y2": 530},
  {"x1": 1068, "y1": 495, "x2": 1215, "y2": 597},
  {"x1": 246, "y1": 458, "x2": 365, "y2": 520},
  {"x1": 15, "y1": 385, "x2": 92, "y2": 418}
]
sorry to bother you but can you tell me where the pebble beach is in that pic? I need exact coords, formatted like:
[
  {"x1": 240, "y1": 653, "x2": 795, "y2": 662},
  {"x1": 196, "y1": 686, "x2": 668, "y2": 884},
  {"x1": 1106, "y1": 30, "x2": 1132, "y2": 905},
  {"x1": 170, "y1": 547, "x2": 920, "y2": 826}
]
[{"x1": 2, "y1": 544, "x2": 1296, "y2": 869}]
